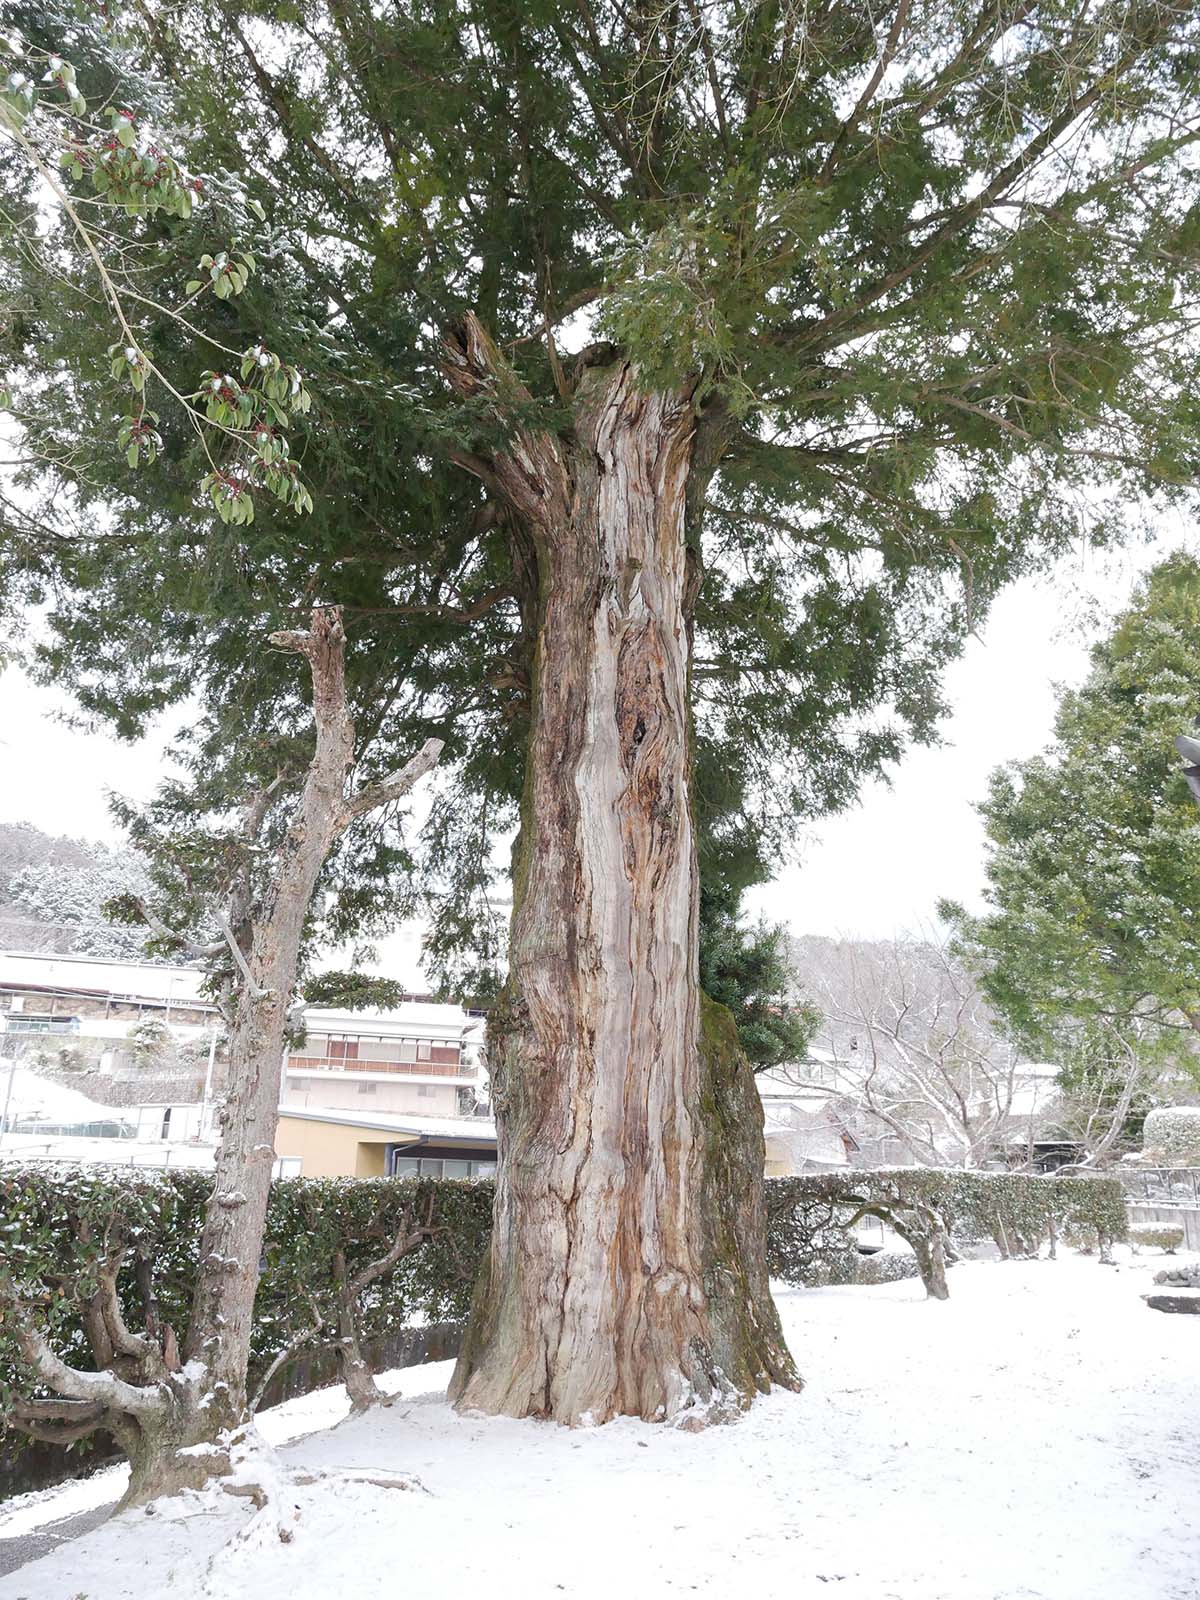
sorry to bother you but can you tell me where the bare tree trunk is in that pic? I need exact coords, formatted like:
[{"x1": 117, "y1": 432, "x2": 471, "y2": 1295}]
[
  {"x1": 446, "y1": 339, "x2": 795, "y2": 1425},
  {"x1": 892, "y1": 1209, "x2": 950, "y2": 1301},
  {"x1": 332, "y1": 1250, "x2": 385, "y2": 1413}
]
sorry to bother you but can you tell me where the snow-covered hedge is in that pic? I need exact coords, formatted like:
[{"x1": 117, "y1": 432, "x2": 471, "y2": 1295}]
[
  {"x1": 1141, "y1": 1107, "x2": 1200, "y2": 1164},
  {"x1": 0, "y1": 1164, "x2": 1128, "y2": 1468},
  {"x1": 0, "y1": 1164, "x2": 492, "y2": 1453},
  {"x1": 855, "y1": 1250, "x2": 922, "y2": 1286},
  {"x1": 1129, "y1": 1224, "x2": 1184, "y2": 1253},
  {"x1": 765, "y1": 1170, "x2": 1128, "y2": 1293}
]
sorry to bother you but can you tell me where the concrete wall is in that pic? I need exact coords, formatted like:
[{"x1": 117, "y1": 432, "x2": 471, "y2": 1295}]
[
  {"x1": 274, "y1": 1113, "x2": 393, "y2": 1178},
  {"x1": 1127, "y1": 1202, "x2": 1200, "y2": 1251},
  {"x1": 282, "y1": 1078, "x2": 459, "y2": 1117}
]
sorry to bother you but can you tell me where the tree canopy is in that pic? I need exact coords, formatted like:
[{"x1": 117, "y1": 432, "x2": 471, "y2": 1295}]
[{"x1": 3, "y1": 0, "x2": 1200, "y2": 981}]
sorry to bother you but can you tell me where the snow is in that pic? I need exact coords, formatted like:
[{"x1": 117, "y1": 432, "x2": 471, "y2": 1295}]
[
  {"x1": 4, "y1": 1252, "x2": 1199, "y2": 1600},
  {"x1": 0, "y1": 1066, "x2": 127, "y2": 1126}
]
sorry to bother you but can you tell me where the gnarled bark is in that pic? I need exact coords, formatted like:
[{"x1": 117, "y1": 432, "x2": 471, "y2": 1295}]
[{"x1": 445, "y1": 321, "x2": 797, "y2": 1425}]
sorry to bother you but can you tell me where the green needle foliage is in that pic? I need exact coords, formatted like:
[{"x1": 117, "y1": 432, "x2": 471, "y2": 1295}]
[
  {"x1": 944, "y1": 553, "x2": 1200, "y2": 1084},
  {"x1": 3, "y1": 0, "x2": 1200, "y2": 983}
]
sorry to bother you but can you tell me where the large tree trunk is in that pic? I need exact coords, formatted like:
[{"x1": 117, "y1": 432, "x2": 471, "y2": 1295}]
[{"x1": 448, "y1": 349, "x2": 796, "y2": 1424}]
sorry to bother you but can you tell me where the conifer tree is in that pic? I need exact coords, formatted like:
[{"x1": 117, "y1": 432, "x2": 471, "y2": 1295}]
[
  {"x1": 4, "y1": 0, "x2": 1200, "y2": 1425},
  {"x1": 946, "y1": 554, "x2": 1200, "y2": 1084}
]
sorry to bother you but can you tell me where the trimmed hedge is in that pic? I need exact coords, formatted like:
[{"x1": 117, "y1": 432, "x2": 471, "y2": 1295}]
[
  {"x1": 0, "y1": 1163, "x2": 1128, "y2": 1470},
  {"x1": 0, "y1": 1164, "x2": 492, "y2": 1445},
  {"x1": 1129, "y1": 1224, "x2": 1184, "y2": 1254},
  {"x1": 764, "y1": 1170, "x2": 1128, "y2": 1290},
  {"x1": 1141, "y1": 1107, "x2": 1200, "y2": 1164}
]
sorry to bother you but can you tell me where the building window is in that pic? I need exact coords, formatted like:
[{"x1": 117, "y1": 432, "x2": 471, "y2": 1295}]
[
  {"x1": 417, "y1": 1084, "x2": 434, "y2": 1098},
  {"x1": 390, "y1": 1154, "x2": 495, "y2": 1179},
  {"x1": 4, "y1": 1015, "x2": 80, "y2": 1035},
  {"x1": 358, "y1": 1082, "x2": 377, "y2": 1095}
]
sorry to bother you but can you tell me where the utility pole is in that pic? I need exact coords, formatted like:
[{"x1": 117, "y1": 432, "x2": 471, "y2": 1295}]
[{"x1": 0, "y1": 1025, "x2": 18, "y2": 1149}]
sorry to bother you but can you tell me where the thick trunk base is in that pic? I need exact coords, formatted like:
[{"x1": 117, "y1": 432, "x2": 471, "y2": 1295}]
[
  {"x1": 118, "y1": 1407, "x2": 237, "y2": 1509},
  {"x1": 696, "y1": 997, "x2": 800, "y2": 1396}
]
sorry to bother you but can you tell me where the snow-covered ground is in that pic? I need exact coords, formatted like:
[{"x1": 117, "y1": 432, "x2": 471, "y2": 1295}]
[{"x1": 3, "y1": 1252, "x2": 1198, "y2": 1600}]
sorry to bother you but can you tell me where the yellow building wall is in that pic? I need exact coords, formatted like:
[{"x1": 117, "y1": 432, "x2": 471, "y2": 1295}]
[{"x1": 275, "y1": 1114, "x2": 400, "y2": 1178}]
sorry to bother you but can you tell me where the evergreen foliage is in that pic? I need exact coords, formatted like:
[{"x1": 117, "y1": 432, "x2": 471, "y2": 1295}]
[
  {"x1": 765, "y1": 1168, "x2": 1128, "y2": 1289},
  {"x1": 4, "y1": 1, "x2": 1199, "y2": 978},
  {"x1": 945, "y1": 554, "x2": 1200, "y2": 1082}
]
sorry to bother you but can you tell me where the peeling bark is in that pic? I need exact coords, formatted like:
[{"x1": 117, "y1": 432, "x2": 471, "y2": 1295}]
[
  {"x1": 445, "y1": 320, "x2": 796, "y2": 1425},
  {"x1": 3, "y1": 609, "x2": 441, "y2": 1504}
]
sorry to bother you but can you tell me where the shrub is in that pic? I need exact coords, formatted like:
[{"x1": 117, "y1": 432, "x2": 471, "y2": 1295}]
[
  {"x1": 1062, "y1": 1222, "x2": 1098, "y2": 1255},
  {"x1": 1129, "y1": 1224, "x2": 1185, "y2": 1254},
  {"x1": 0, "y1": 1164, "x2": 493, "y2": 1457},
  {"x1": 1141, "y1": 1107, "x2": 1200, "y2": 1165},
  {"x1": 855, "y1": 1250, "x2": 922, "y2": 1286},
  {"x1": 765, "y1": 1170, "x2": 1127, "y2": 1292},
  {"x1": 764, "y1": 1187, "x2": 860, "y2": 1286},
  {"x1": 0, "y1": 1163, "x2": 1130, "y2": 1470}
]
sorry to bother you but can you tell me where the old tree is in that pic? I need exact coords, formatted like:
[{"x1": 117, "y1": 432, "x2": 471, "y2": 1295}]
[{"x1": 4, "y1": 0, "x2": 1200, "y2": 1435}]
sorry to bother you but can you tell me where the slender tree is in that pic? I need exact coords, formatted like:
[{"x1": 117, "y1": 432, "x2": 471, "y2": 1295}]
[
  {"x1": 0, "y1": 608, "x2": 441, "y2": 1502},
  {"x1": 4, "y1": 1, "x2": 1200, "y2": 1424}
]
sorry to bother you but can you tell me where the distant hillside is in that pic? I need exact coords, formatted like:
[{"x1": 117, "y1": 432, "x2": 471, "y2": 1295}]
[{"x1": 0, "y1": 821, "x2": 152, "y2": 958}]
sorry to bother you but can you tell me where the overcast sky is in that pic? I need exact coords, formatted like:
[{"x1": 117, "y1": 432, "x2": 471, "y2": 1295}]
[
  {"x1": 744, "y1": 535, "x2": 1185, "y2": 938},
  {"x1": 0, "y1": 531, "x2": 1188, "y2": 980}
]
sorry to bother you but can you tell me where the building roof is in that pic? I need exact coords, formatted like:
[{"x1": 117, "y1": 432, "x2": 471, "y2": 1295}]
[
  {"x1": 302, "y1": 1002, "x2": 482, "y2": 1041},
  {"x1": 276, "y1": 1106, "x2": 497, "y2": 1147},
  {"x1": 0, "y1": 950, "x2": 211, "y2": 1009},
  {"x1": 0, "y1": 950, "x2": 484, "y2": 1040}
]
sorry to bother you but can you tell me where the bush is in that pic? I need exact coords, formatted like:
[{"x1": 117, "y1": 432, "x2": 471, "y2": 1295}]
[
  {"x1": 0, "y1": 1163, "x2": 1130, "y2": 1467},
  {"x1": 763, "y1": 1187, "x2": 861, "y2": 1286},
  {"x1": 1141, "y1": 1107, "x2": 1200, "y2": 1165},
  {"x1": 765, "y1": 1170, "x2": 1128, "y2": 1290},
  {"x1": 1129, "y1": 1224, "x2": 1185, "y2": 1254},
  {"x1": 855, "y1": 1250, "x2": 922, "y2": 1286},
  {"x1": 1061, "y1": 1222, "x2": 1098, "y2": 1254},
  {"x1": 0, "y1": 1164, "x2": 493, "y2": 1454}
]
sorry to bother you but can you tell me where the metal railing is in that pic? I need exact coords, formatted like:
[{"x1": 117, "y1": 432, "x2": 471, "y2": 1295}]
[
  {"x1": 286, "y1": 1054, "x2": 473, "y2": 1078},
  {"x1": 1117, "y1": 1167, "x2": 1200, "y2": 1205}
]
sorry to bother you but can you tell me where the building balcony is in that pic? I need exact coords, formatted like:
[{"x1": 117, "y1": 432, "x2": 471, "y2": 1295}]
[{"x1": 286, "y1": 1053, "x2": 475, "y2": 1080}]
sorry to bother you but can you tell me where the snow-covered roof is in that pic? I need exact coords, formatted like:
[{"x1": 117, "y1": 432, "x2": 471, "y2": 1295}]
[
  {"x1": 0, "y1": 1064, "x2": 127, "y2": 1124},
  {"x1": 302, "y1": 1003, "x2": 482, "y2": 1041},
  {"x1": 0, "y1": 950, "x2": 210, "y2": 1008}
]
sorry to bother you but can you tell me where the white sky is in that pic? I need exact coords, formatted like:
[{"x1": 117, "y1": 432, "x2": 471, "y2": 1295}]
[
  {"x1": 744, "y1": 536, "x2": 1186, "y2": 937},
  {"x1": 0, "y1": 532, "x2": 1189, "y2": 978}
]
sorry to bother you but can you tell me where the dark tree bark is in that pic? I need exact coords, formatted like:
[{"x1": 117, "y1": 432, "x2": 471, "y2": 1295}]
[{"x1": 444, "y1": 319, "x2": 797, "y2": 1425}]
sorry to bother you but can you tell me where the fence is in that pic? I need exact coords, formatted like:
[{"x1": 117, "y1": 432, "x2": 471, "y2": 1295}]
[{"x1": 1117, "y1": 1167, "x2": 1200, "y2": 1205}]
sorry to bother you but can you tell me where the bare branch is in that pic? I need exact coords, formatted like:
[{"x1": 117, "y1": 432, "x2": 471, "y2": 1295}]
[{"x1": 340, "y1": 739, "x2": 445, "y2": 825}]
